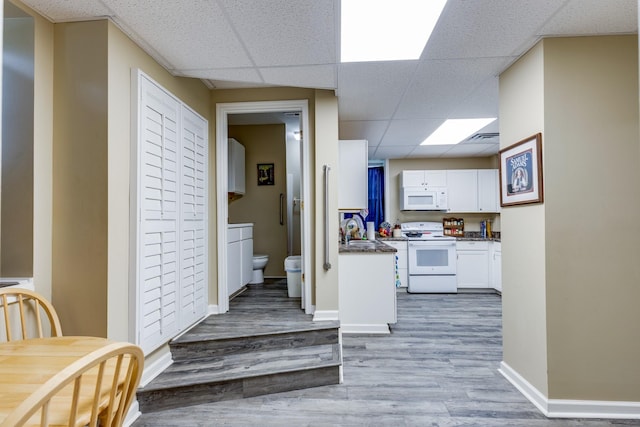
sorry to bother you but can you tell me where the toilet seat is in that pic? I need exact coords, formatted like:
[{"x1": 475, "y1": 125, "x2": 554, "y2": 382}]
[{"x1": 253, "y1": 254, "x2": 268, "y2": 261}]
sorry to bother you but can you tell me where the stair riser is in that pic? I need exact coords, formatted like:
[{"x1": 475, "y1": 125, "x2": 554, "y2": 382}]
[
  {"x1": 138, "y1": 366, "x2": 340, "y2": 412},
  {"x1": 170, "y1": 328, "x2": 339, "y2": 362}
]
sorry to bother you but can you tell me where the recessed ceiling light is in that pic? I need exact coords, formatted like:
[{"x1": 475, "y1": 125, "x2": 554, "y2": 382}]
[
  {"x1": 341, "y1": 0, "x2": 447, "y2": 63},
  {"x1": 421, "y1": 118, "x2": 497, "y2": 146}
]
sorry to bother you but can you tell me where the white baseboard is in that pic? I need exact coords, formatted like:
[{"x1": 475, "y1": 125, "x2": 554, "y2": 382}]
[
  {"x1": 340, "y1": 324, "x2": 390, "y2": 334},
  {"x1": 208, "y1": 304, "x2": 220, "y2": 315},
  {"x1": 123, "y1": 400, "x2": 141, "y2": 427},
  {"x1": 313, "y1": 310, "x2": 339, "y2": 322},
  {"x1": 140, "y1": 350, "x2": 173, "y2": 387},
  {"x1": 499, "y1": 361, "x2": 640, "y2": 420}
]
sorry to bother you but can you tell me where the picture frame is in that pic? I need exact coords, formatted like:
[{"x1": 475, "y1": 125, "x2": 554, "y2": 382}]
[
  {"x1": 499, "y1": 133, "x2": 543, "y2": 207},
  {"x1": 257, "y1": 163, "x2": 275, "y2": 186}
]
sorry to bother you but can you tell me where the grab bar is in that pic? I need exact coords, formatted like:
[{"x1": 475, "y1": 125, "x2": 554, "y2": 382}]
[
  {"x1": 279, "y1": 193, "x2": 284, "y2": 225},
  {"x1": 323, "y1": 165, "x2": 332, "y2": 271}
]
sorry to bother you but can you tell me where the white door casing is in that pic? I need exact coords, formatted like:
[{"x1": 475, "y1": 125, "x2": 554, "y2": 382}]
[{"x1": 216, "y1": 100, "x2": 312, "y2": 314}]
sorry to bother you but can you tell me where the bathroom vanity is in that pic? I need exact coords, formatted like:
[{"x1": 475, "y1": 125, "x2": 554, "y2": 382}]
[
  {"x1": 338, "y1": 241, "x2": 397, "y2": 334},
  {"x1": 227, "y1": 223, "x2": 253, "y2": 296}
]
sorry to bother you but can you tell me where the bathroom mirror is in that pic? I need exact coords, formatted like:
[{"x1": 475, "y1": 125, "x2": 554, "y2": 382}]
[{"x1": 1, "y1": 1, "x2": 34, "y2": 277}]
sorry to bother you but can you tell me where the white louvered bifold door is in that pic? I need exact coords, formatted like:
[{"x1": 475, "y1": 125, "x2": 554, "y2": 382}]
[
  {"x1": 179, "y1": 106, "x2": 208, "y2": 329},
  {"x1": 135, "y1": 72, "x2": 208, "y2": 354}
]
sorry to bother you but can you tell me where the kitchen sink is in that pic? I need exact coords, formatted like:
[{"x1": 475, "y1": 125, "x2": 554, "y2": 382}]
[{"x1": 347, "y1": 241, "x2": 376, "y2": 249}]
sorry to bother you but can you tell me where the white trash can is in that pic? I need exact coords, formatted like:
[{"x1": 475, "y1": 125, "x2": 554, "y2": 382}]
[{"x1": 284, "y1": 256, "x2": 302, "y2": 298}]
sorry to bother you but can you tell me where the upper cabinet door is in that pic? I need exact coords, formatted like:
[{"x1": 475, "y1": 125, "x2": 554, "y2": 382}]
[
  {"x1": 446, "y1": 170, "x2": 478, "y2": 213},
  {"x1": 400, "y1": 170, "x2": 446, "y2": 188},
  {"x1": 478, "y1": 169, "x2": 499, "y2": 213},
  {"x1": 338, "y1": 140, "x2": 368, "y2": 211},
  {"x1": 228, "y1": 138, "x2": 245, "y2": 194}
]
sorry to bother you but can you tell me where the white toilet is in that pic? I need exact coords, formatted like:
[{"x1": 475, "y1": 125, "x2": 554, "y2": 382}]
[{"x1": 250, "y1": 254, "x2": 269, "y2": 284}]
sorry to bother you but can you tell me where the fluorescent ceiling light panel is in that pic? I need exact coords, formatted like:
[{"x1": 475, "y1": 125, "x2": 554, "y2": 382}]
[
  {"x1": 341, "y1": 0, "x2": 447, "y2": 63},
  {"x1": 421, "y1": 118, "x2": 497, "y2": 145}
]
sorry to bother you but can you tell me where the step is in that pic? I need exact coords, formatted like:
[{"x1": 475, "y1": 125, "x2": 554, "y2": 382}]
[
  {"x1": 137, "y1": 344, "x2": 341, "y2": 412},
  {"x1": 170, "y1": 324, "x2": 340, "y2": 362}
]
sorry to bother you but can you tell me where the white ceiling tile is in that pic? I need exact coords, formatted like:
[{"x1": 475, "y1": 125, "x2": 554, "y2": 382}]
[
  {"x1": 373, "y1": 146, "x2": 416, "y2": 160},
  {"x1": 182, "y1": 68, "x2": 264, "y2": 84},
  {"x1": 408, "y1": 145, "x2": 456, "y2": 158},
  {"x1": 219, "y1": 0, "x2": 336, "y2": 67},
  {"x1": 338, "y1": 62, "x2": 418, "y2": 121},
  {"x1": 20, "y1": 0, "x2": 110, "y2": 21},
  {"x1": 394, "y1": 57, "x2": 509, "y2": 120},
  {"x1": 107, "y1": 0, "x2": 253, "y2": 70},
  {"x1": 259, "y1": 65, "x2": 336, "y2": 89},
  {"x1": 441, "y1": 143, "x2": 496, "y2": 158},
  {"x1": 339, "y1": 121, "x2": 389, "y2": 147},
  {"x1": 424, "y1": 0, "x2": 566, "y2": 60},
  {"x1": 541, "y1": 0, "x2": 637, "y2": 35},
  {"x1": 379, "y1": 119, "x2": 444, "y2": 147}
]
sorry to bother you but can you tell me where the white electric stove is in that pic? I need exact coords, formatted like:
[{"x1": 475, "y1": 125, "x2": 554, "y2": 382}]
[{"x1": 401, "y1": 222, "x2": 457, "y2": 293}]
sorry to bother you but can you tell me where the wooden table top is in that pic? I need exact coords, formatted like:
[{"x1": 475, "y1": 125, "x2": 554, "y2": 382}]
[{"x1": 0, "y1": 336, "x2": 114, "y2": 426}]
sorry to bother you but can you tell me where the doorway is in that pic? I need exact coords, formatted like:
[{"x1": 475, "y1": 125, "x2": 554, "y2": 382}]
[{"x1": 215, "y1": 100, "x2": 312, "y2": 314}]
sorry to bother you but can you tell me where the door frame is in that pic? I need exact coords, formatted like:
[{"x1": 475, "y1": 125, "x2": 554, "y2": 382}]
[{"x1": 215, "y1": 100, "x2": 312, "y2": 314}]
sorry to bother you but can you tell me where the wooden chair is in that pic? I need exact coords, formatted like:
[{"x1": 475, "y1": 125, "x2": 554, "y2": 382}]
[
  {"x1": 0, "y1": 341, "x2": 144, "y2": 427},
  {"x1": 0, "y1": 288, "x2": 63, "y2": 341}
]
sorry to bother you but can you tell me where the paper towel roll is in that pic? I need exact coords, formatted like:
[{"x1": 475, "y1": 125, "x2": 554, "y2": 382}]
[{"x1": 366, "y1": 221, "x2": 376, "y2": 241}]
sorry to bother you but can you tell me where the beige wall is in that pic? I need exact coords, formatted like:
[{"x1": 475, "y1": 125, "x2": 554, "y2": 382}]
[
  {"x1": 500, "y1": 35, "x2": 640, "y2": 403},
  {"x1": 387, "y1": 157, "x2": 499, "y2": 231},
  {"x1": 543, "y1": 36, "x2": 640, "y2": 401},
  {"x1": 45, "y1": 18, "x2": 211, "y2": 339},
  {"x1": 228, "y1": 124, "x2": 288, "y2": 276},
  {"x1": 499, "y1": 41, "x2": 549, "y2": 397}
]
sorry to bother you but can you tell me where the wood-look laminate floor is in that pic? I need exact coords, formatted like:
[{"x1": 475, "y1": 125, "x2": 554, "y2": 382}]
[{"x1": 134, "y1": 288, "x2": 639, "y2": 427}]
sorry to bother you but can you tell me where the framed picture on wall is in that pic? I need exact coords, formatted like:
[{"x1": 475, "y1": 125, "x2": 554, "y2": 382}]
[
  {"x1": 499, "y1": 133, "x2": 544, "y2": 207},
  {"x1": 257, "y1": 163, "x2": 275, "y2": 186}
]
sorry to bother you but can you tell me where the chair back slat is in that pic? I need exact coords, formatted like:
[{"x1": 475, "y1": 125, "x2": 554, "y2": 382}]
[
  {"x1": 0, "y1": 288, "x2": 62, "y2": 342},
  {"x1": 0, "y1": 342, "x2": 144, "y2": 427}
]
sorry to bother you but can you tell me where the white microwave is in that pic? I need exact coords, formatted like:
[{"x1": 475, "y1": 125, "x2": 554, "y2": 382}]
[{"x1": 400, "y1": 186, "x2": 448, "y2": 211}]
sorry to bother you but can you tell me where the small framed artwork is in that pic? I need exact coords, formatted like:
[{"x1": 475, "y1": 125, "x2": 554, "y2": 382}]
[
  {"x1": 499, "y1": 133, "x2": 544, "y2": 207},
  {"x1": 257, "y1": 163, "x2": 275, "y2": 186}
]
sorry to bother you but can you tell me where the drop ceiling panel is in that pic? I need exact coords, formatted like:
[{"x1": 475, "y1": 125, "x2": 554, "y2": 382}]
[
  {"x1": 442, "y1": 143, "x2": 498, "y2": 157},
  {"x1": 219, "y1": 0, "x2": 336, "y2": 67},
  {"x1": 183, "y1": 68, "x2": 264, "y2": 85},
  {"x1": 540, "y1": 0, "x2": 637, "y2": 35},
  {"x1": 338, "y1": 62, "x2": 418, "y2": 121},
  {"x1": 408, "y1": 145, "x2": 455, "y2": 158},
  {"x1": 372, "y1": 146, "x2": 416, "y2": 160},
  {"x1": 259, "y1": 65, "x2": 336, "y2": 89},
  {"x1": 394, "y1": 57, "x2": 507, "y2": 120},
  {"x1": 447, "y1": 76, "x2": 502, "y2": 118},
  {"x1": 424, "y1": 0, "x2": 565, "y2": 60},
  {"x1": 379, "y1": 119, "x2": 444, "y2": 147},
  {"x1": 339, "y1": 121, "x2": 389, "y2": 148},
  {"x1": 20, "y1": 0, "x2": 110, "y2": 21},
  {"x1": 106, "y1": 0, "x2": 252, "y2": 70}
]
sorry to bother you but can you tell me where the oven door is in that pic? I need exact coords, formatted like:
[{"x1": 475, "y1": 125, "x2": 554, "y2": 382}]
[{"x1": 408, "y1": 241, "x2": 456, "y2": 275}]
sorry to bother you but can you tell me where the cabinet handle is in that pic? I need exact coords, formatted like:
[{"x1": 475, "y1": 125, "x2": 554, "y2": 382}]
[
  {"x1": 323, "y1": 165, "x2": 332, "y2": 271},
  {"x1": 279, "y1": 193, "x2": 284, "y2": 226}
]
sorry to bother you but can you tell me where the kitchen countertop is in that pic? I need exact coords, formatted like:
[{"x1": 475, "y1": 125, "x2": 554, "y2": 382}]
[
  {"x1": 339, "y1": 240, "x2": 397, "y2": 254},
  {"x1": 456, "y1": 237, "x2": 501, "y2": 242}
]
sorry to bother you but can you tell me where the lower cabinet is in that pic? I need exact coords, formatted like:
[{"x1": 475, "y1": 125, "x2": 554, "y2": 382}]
[
  {"x1": 339, "y1": 252, "x2": 396, "y2": 334},
  {"x1": 228, "y1": 224, "x2": 253, "y2": 296},
  {"x1": 383, "y1": 240, "x2": 408, "y2": 288},
  {"x1": 491, "y1": 242, "x2": 502, "y2": 292},
  {"x1": 456, "y1": 241, "x2": 490, "y2": 288}
]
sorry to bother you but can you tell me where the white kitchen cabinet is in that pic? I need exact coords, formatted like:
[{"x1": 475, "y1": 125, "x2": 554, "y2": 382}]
[
  {"x1": 338, "y1": 139, "x2": 368, "y2": 211},
  {"x1": 339, "y1": 252, "x2": 396, "y2": 334},
  {"x1": 400, "y1": 170, "x2": 447, "y2": 188},
  {"x1": 446, "y1": 169, "x2": 499, "y2": 213},
  {"x1": 384, "y1": 240, "x2": 408, "y2": 288},
  {"x1": 491, "y1": 241, "x2": 502, "y2": 292},
  {"x1": 456, "y1": 241, "x2": 490, "y2": 289},
  {"x1": 478, "y1": 169, "x2": 499, "y2": 213},
  {"x1": 228, "y1": 138, "x2": 245, "y2": 194},
  {"x1": 446, "y1": 170, "x2": 478, "y2": 213}
]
